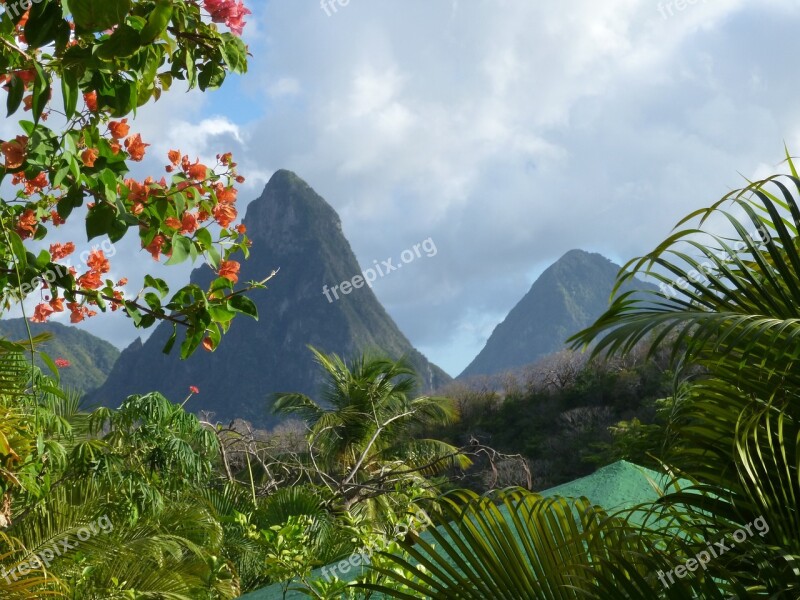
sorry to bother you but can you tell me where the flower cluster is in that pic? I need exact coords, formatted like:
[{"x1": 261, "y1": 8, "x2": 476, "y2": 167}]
[{"x1": 203, "y1": 0, "x2": 252, "y2": 36}]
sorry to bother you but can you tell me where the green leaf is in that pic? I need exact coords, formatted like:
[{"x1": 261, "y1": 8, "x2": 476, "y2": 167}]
[
  {"x1": 143, "y1": 275, "x2": 169, "y2": 298},
  {"x1": 165, "y1": 234, "x2": 191, "y2": 265},
  {"x1": 162, "y1": 324, "x2": 177, "y2": 354},
  {"x1": 39, "y1": 351, "x2": 60, "y2": 380},
  {"x1": 7, "y1": 230, "x2": 27, "y2": 271},
  {"x1": 31, "y1": 63, "x2": 51, "y2": 124},
  {"x1": 71, "y1": 0, "x2": 132, "y2": 34},
  {"x1": 229, "y1": 295, "x2": 258, "y2": 320},
  {"x1": 140, "y1": 0, "x2": 173, "y2": 43},
  {"x1": 86, "y1": 203, "x2": 116, "y2": 240},
  {"x1": 95, "y1": 24, "x2": 142, "y2": 60},
  {"x1": 24, "y1": 0, "x2": 63, "y2": 48},
  {"x1": 61, "y1": 70, "x2": 79, "y2": 119},
  {"x1": 6, "y1": 74, "x2": 24, "y2": 117},
  {"x1": 209, "y1": 305, "x2": 236, "y2": 323}
]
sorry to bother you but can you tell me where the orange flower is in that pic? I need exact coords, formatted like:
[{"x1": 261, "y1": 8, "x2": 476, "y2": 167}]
[
  {"x1": 213, "y1": 203, "x2": 237, "y2": 228},
  {"x1": 168, "y1": 149, "x2": 181, "y2": 165},
  {"x1": 108, "y1": 118, "x2": 129, "y2": 139},
  {"x1": 145, "y1": 234, "x2": 165, "y2": 261},
  {"x1": 236, "y1": 224, "x2": 246, "y2": 234},
  {"x1": 86, "y1": 249, "x2": 110, "y2": 274},
  {"x1": 164, "y1": 216, "x2": 181, "y2": 229},
  {"x1": 110, "y1": 290, "x2": 124, "y2": 311},
  {"x1": 83, "y1": 91, "x2": 98, "y2": 112},
  {"x1": 16, "y1": 209, "x2": 37, "y2": 238},
  {"x1": 180, "y1": 212, "x2": 198, "y2": 234},
  {"x1": 202, "y1": 337, "x2": 214, "y2": 352},
  {"x1": 1, "y1": 135, "x2": 27, "y2": 169},
  {"x1": 54, "y1": 358, "x2": 70, "y2": 368},
  {"x1": 81, "y1": 147, "x2": 99, "y2": 167},
  {"x1": 31, "y1": 303, "x2": 54, "y2": 323},
  {"x1": 77, "y1": 270, "x2": 103, "y2": 290},
  {"x1": 50, "y1": 210, "x2": 66, "y2": 226},
  {"x1": 49, "y1": 242, "x2": 75, "y2": 260},
  {"x1": 187, "y1": 161, "x2": 207, "y2": 180},
  {"x1": 216, "y1": 185, "x2": 237, "y2": 204},
  {"x1": 24, "y1": 172, "x2": 48, "y2": 194},
  {"x1": 189, "y1": 385, "x2": 200, "y2": 394},
  {"x1": 124, "y1": 134, "x2": 149, "y2": 161},
  {"x1": 68, "y1": 302, "x2": 84, "y2": 323},
  {"x1": 110, "y1": 141, "x2": 121, "y2": 155},
  {"x1": 49, "y1": 297, "x2": 65, "y2": 312},
  {"x1": 116, "y1": 278, "x2": 128, "y2": 286},
  {"x1": 218, "y1": 260, "x2": 240, "y2": 283}
]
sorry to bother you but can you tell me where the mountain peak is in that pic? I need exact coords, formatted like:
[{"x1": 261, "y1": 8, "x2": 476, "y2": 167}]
[
  {"x1": 458, "y1": 250, "x2": 652, "y2": 378},
  {"x1": 90, "y1": 172, "x2": 450, "y2": 426}
]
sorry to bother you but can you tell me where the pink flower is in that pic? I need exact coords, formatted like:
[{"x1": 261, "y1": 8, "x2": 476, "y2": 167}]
[
  {"x1": 54, "y1": 358, "x2": 71, "y2": 368},
  {"x1": 189, "y1": 385, "x2": 200, "y2": 394},
  {"x1": 203, "y1": 0, "x2": 251, "y2": 36}
]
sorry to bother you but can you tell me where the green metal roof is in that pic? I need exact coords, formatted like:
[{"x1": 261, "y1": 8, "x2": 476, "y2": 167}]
[{"x1": 237, "y1": 460, "x2": 674, "y2": 599}]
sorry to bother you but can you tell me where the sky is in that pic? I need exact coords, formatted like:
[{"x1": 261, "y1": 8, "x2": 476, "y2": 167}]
[{"x1": 7, "y1": 0, "x2": 800, "y2": 377}]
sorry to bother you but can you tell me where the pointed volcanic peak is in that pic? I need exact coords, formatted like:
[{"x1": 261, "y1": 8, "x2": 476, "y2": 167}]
[
  {"x1": 459, "y1": 249, "x2": 655, "y2": 378},
  {"x1": 89, "y1": 170, "x2": 451, "y2": 426}
]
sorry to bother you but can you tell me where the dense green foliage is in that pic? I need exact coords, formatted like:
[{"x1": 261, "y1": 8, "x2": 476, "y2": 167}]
[{"x1": 438, "y1": 350, "x2": 673, "y2": 489}]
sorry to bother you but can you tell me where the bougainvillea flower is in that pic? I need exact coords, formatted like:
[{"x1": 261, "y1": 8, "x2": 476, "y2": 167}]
[
  {"x1": 83, "y1": 91, "x2": 98, "y2": 112},
  {"x1": 189, "y1": 385, "x2": 200, "y2": 394},
  {"x1": 187, "y1": 161, "x2": 207, "y2": 180},
  {"x1": 218, "y1": 260, "x2": 240, "y2": 283},
  {"x1": 213, "y1": 203, "x2": 237, "y2": 228},
  {"x1": 168, "y1": 150, "x2": 181, "y2": 165},
  {"x1": 24, "y1": 172, "x2": 48, "y2": 194},
  {"x1": 54, "y1": 358, "x2": 71, "y2": 368},
  {"x1": 16, "y1": 209, "x2": 37, "y2": 238},
  {"x1": 86, "y1": 249, "x2": 110, "y2": 274},
  {"x1": 203, "y1": 0, "x2": 251, "y2": 36},
  {"x1": 77, "y1": 270, "x2": 103, "y2": 290},
  {"x1": 124, "y1": 134, "x2": 149, "y2": 161},
  {"x1": 1, "y1": 135, "x2": 27, "y2": 169},
  {"x1": 49, "y1": 242, "x2": 75, "y2": 260},
  {"x1": 108, "y1": 118, "x2": 130, "y2": 139},
  {"x1": 145, "y1": 235, "x2": 165, "y2": 260},
  {"x1": 31, "y1": 302, "x2": 54, "y2": 323},
  {"x1": 164, "y1": 217, "x2": 181, "y2": 229},
  {"x1": 215, "y1": 184, "x2": 237, "y2": 204},
  {"x1": 81, "y1": 147, "x2": 99, "y2": 167},
  {"x1": 50, "y1": 210, "x2": 66, "y2": 226},
  {"x1": 180, "y1": 212, "x2": 199, "y2": 234},
  {"x1": 49, "y1": 297, "x2": 65, "y2": 312}
]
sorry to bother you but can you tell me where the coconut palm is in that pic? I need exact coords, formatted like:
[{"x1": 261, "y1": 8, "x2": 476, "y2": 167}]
[{"x1": 273, "y1": 348, "x2": 470, "y2": 516}]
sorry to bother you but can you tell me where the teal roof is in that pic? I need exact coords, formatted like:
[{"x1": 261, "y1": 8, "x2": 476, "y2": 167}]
[{"x1": 237, "y1": 461, "x2": 674, "y2": 599}]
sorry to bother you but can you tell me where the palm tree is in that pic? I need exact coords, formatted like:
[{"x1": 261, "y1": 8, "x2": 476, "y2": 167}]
[{"x1": 273, "y1": 348, "x2": 470, "y2": 515}]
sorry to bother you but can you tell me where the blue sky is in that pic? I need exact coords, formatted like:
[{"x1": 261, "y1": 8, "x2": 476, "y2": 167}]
[{"x1": 7, "y1": 0, "x2": 800, "y2": 377}]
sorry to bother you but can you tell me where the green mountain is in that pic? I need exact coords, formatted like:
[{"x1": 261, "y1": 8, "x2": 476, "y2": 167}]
[
  {"x1": 0, "y1": 318, "x2": 120, "y2": 394},
  {"x1": 89, "y1": 170, "x2": 451, "y2": 426},
  {"x1": 459, "y1": 249, "x2": 655, "y2": 378}
]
